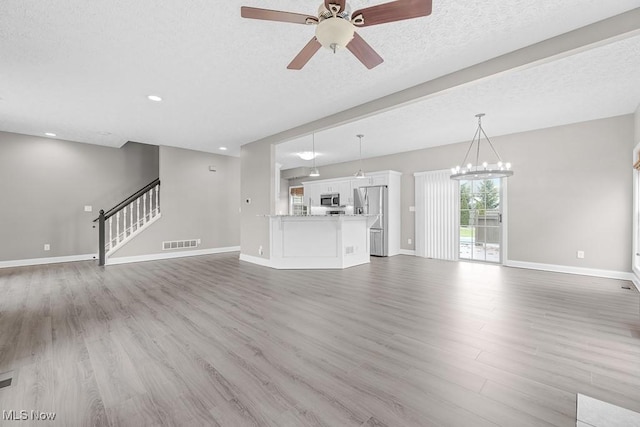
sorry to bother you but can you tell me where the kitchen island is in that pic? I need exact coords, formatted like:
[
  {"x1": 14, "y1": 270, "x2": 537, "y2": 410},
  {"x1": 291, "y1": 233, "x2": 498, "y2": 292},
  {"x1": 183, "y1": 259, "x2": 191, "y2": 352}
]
[{"x1": 268, "y1": 215, "x2": 377, "y2": 269}]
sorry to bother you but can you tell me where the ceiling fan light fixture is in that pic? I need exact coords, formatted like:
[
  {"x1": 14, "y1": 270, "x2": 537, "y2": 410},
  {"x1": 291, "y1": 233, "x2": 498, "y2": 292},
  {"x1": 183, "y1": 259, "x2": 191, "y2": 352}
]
[{"x1": 315, "y1": 18, "x2": 355, "y2": 51}]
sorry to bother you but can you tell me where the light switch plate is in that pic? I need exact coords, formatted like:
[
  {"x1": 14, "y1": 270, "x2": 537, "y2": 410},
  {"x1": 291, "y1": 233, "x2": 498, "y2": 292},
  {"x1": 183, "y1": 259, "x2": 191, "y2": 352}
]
[
  {"x1": 84, "y1": 205, "x2": 93, "y2": 212},
  {"x1": 409, "y1": 206, "x2": 415, "y2": 212},
  {"x1": 44, "y1": 244, "x2": 50, "y2": 251}
]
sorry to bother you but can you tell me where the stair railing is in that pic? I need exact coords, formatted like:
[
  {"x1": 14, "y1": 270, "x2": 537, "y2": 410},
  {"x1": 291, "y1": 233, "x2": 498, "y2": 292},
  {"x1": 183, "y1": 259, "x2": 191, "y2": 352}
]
[{"x1": 94, "y1": 178, "x2": 160, "y2": 265}]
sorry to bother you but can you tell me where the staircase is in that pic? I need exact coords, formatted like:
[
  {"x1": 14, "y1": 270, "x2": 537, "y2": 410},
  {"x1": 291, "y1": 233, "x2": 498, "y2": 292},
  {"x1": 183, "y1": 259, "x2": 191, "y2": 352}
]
[{"x1": 94, "y1": 178, "x2": 161, "y2": 265}]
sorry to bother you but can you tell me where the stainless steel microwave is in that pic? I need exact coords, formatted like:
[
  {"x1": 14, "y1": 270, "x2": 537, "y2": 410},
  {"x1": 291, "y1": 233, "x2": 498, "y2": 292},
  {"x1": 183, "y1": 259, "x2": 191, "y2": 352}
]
[{"x1": 320, "y1": 193, "x2": 340, "y2": 207}]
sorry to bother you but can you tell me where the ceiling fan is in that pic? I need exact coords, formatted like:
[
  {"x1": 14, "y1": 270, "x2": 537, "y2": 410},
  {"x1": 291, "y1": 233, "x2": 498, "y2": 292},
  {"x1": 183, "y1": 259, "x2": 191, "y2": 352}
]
[{"x1": 241, "y1": 0, "x2": 433, "y2": 70}]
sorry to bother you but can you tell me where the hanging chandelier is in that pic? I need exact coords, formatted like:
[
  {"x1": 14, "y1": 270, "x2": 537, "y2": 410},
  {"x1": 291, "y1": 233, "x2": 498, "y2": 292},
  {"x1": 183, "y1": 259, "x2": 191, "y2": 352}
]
[
  {"x1": 309, "y1": 133, "x2": 320, "y2": 177},
  {"x1": 450, "y1": 113, "x2": 513, "y2": 180},
  {"x1": 354, "y1": 134, "x2": 366, "y2": 178}
]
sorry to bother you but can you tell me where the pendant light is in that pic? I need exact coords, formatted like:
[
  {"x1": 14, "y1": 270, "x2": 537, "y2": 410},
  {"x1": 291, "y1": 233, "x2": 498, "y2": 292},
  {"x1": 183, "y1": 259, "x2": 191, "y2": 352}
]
[
  {"x1": 450, "y1": 113, "x2": 513, "y2": 180},
  {"x1": 309, "y1": 133, "x2": 320, "y2": 177},
  {"x1": 354, "y1": 134, "x2": 366, "y2": 179}
]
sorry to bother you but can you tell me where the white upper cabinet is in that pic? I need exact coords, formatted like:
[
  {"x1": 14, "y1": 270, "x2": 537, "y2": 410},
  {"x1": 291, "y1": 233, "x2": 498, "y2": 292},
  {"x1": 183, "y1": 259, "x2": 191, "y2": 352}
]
[
  {"x1": 351, "y1": 171, "x2": 391, "y2": 188},
  {"x1": 302, "y1": 170, "x2": 402, "y2": 256},
  {"x1": 303, "y1": 182, "x2": 322, "y2": 207},
  {"x1": 303, "y1": 171, "x2": 400, "y2": 207}
]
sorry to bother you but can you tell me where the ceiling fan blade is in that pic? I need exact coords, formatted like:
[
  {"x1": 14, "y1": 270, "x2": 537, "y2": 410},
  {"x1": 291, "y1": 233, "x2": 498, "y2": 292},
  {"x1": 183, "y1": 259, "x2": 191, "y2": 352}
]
[
  {"x1": 241, "y1": 6, "x2": 318, "y2": 25},
  {"x1": 287, "y1": 37, "x2": 322, "y2": 70},
  {"x1": 324, "y1": 0, "x2": 346, "y2": 15},
  {"x1": 351, "y1": 0, "x2": 432, "y2": 27},
  {"x1": 346, "y1": 33, "x2": 384, "y2": 69}
]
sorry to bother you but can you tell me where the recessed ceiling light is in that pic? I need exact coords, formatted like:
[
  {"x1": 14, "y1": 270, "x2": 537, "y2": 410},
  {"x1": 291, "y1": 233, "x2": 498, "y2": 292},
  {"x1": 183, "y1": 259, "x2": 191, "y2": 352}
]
[
  {"x1": 297, "y1": 151, "x2": 317, "y2": 160},
  {"x1": 45, "y1": 132, "x2": 56, "y2": 137},
  {"x1": 219, "y1": 147, "x2": 228, "y2": 151},
  {"x1": 147, "y1": 95, "x2": 163, "y2": 102}
]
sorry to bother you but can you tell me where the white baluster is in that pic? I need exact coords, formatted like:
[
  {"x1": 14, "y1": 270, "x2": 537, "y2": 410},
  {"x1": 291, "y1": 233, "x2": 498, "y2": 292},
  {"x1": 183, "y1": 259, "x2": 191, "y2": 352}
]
[
  {"x1": 155, "y1": 184, "x2": 160, "y2": 214},
  {"x1": 123, "y1": 206, "x2": 127, "y2": 238},
  {"x1": 136, "y1": 198, "x2": 140, "y2": 230},
  {"x1": 108, "y1": 217, "x2": 113, "y2": 250},
  {"x1": 116, "y1": 211, "x2": 120, "y2": 243},
  {"x1": 149, "y1": 188, "x2": 153, "y2": 218},
  {"x1": 143, "y1": 192, "x2": 147, "y2": 224},
  {"x1": 129, "y1": 202, "x2": 133, "y2": 235}
]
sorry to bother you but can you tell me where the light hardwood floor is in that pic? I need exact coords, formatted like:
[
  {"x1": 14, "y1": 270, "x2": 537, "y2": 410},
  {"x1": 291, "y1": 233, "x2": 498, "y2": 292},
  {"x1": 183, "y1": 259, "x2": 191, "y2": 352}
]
[{"x1": 0, "y1": 253, "x2": 639, "y2": 426}]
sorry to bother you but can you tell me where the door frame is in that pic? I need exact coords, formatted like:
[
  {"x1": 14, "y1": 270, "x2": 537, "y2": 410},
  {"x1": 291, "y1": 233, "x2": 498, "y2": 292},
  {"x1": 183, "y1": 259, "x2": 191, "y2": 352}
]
[{"x1": 458, "y1": 178, "x2": 508, "y2": 264}]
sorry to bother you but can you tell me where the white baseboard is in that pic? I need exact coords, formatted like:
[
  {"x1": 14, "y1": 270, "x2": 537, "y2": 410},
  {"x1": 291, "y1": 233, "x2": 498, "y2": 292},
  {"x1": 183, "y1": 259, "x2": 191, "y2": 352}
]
[
  {"x1": 505, "y1": 260, "x2": 635, "y2": 283},
  {"x1": 239, "y1": 253, "x2": 272, "y2": 268},
  {"x1": 0, "y1": 253, "x2": 96, "y2": 269},
  {"x1": 107, "y1": 246, "x2": 240, "y2": 265},
  {"x1": 631, "y1": 270, "x2": 640, "y2": 292},
  {"x1": 399, "y1": 249, "x2": 416, "y2": 256}
]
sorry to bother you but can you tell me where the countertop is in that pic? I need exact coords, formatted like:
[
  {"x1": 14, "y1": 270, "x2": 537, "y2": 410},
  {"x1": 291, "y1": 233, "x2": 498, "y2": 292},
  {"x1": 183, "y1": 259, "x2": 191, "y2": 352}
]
[{"x1": 265, "y1": 214, "x2": 378, "y2": 217}]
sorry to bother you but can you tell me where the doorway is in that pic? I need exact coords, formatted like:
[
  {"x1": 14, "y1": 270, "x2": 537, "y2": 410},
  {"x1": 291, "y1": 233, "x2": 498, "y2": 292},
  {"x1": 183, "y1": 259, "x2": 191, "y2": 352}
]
[{"x1": 459, "y1": 178, "x2": 503, "y2": 263}]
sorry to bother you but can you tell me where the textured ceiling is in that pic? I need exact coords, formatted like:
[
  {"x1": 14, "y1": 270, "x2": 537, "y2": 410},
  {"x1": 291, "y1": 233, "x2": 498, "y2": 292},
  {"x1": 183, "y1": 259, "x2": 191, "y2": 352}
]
[
  {"x1": 276, "y1": 33, "x2": 640, "y2": 168},
  {"x1": 0, "y1": 1, "x2": 639, "y2": 160}
]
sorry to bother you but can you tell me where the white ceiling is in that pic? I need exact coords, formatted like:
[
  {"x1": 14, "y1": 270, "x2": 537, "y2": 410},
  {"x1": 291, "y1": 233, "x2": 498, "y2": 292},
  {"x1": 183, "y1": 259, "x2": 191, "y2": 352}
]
[{"x1": 0, "y1": 1, "x2": 639, "y2": 163}]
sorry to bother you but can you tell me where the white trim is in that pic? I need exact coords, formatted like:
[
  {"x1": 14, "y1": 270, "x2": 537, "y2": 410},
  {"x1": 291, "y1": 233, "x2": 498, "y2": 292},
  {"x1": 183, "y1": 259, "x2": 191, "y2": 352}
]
[
  {"x1": 0, "y1": 253, "x2": 96, "y2": 269},
  {"x1": 631, "y1": 270, "x2": 640, "y2": 292},
  {"x1": 505, "y1": 260, "x2": 635, "y2": 283},
  {"x1": 106, "y1": 246, "x2": 240, "y2": 266},
  {"x1": 399, "y1": 249, "x2": 416, "y2": 256},
  {"x1": 239, "y1": 253, "x2": 272, "y2": 268},
  {"x1": 632, "y1": 142, "x2": 640, "y2": 277}
]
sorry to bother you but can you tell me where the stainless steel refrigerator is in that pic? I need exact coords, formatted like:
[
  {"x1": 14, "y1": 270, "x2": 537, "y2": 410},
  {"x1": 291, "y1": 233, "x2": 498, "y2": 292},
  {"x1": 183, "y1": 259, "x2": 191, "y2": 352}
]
[{"x1": 353, "y1": 185, "x2": 388, "y2": 257}]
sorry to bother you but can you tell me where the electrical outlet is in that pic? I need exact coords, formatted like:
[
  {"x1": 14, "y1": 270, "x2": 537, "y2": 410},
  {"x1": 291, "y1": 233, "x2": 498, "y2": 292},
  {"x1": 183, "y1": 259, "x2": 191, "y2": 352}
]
[
  {"x1": 577, "y1": 250, "x2": 585, "y2": 259},
  {"x1": 408, "y1": 238, "x2": 412, "y2": 245},
  {"x1": 44, "y1": 244, "x2": 50, "y2": 251},
  {"x1": 258, "y1": 245, "x2": 263, "y2": 255}
]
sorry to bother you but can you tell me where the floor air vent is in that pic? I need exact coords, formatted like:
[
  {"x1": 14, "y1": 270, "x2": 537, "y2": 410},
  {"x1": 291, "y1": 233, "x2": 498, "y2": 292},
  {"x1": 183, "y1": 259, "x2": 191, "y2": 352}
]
[{"x1": 162, "y1": 239, "x2": 200, "y2": 250}]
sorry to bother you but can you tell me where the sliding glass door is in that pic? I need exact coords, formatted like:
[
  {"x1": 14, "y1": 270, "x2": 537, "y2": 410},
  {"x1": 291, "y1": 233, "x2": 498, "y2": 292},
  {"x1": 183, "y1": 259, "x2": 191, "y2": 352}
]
[{"x1": 459, "y1": 178, "x2": 503, "y2": 263}]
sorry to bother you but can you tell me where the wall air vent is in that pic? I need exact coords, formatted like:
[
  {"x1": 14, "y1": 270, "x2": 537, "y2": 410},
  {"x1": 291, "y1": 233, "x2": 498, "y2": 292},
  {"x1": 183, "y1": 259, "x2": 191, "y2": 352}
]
[{"x1": 162, "y1": 239, "x2": 200, "y2": 250}]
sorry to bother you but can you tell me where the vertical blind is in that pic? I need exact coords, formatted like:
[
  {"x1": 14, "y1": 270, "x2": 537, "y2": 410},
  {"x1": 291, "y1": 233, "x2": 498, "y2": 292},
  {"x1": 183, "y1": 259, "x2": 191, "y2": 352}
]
[{"x1": 414, "y1": 169, "x2": 459, "y2": 260}]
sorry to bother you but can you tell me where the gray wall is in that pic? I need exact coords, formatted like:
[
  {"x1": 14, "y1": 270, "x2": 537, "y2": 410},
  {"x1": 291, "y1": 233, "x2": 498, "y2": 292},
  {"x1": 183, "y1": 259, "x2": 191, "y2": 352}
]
[
  {"x1": 289, "y1": 115, "x2": 634, "y2": 272},
  {"x1": 0, "y1": 132, "x2": 159, "y2": 261},
  {"x1": 112, "y1": 146, "x2": 240, "y2": 258},
  {"x1": 240, "y1": 141, "x2": 274, "y2": 259}
]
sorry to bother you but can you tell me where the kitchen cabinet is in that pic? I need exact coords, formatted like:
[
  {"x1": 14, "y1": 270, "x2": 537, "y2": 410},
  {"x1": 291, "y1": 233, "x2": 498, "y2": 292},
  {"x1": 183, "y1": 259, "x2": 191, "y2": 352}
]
[
  {"x1": 336, "y1": 181, "x2": 352, "y2": 205},
  {"x1": 268, "y1": 215, "x2": 378, "y2": 269},
  {"x1": 303, "y1": 170, "x2": 402, "y2": 256},
  {"x1": 351, "y1": 173, "x2": 388, "y2": 188},
  {"x1": 303, "y1": 182, "x2": 322, "y2": 207},
  {"x1": 303, "y1": 179, "x2": 352, "y2": 206}
]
